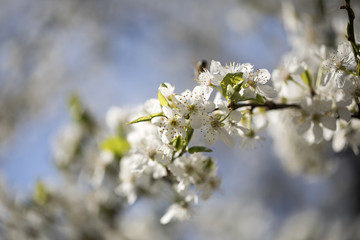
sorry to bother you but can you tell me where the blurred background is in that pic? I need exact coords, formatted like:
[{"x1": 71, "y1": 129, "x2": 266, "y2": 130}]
[{"x1": 1, "y1": 0, "x2": 360, "y2": 239}]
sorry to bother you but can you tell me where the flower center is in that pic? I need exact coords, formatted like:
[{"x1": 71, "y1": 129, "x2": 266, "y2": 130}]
[
  {"x1": 188, "y1": 104, "x2": 197, "y2": 113},
  {"x1": 170, "y1": 118, "x2": 179, "y2": 127}
]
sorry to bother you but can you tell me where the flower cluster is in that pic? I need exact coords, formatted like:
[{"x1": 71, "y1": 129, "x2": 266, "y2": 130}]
[
  {"x1": 108, "y1": 60, "x2": 283, "y2": 223},
  {"x1": 118, "y1": 44, "x2": 360, "y2": 219}
]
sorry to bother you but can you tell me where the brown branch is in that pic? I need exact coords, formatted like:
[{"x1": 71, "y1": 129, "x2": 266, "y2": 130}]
[
  {"x1": 228, "y1": 100, "x2": 360, "y2": 120},
  {"x1": 341, "y1": 0, "x2": 359, "y2": 61},
  {"x1": 228, "y1": 101, "x2": 301, "y2": 111}
]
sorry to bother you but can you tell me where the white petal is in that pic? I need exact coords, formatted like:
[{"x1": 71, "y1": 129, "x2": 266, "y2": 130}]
[
  {"x1": 257, "y1": 84, "x2": 277, "y2": 98},
  {"x1": 218, "y1": 128, "x2": 234, "y2": 148},
  {"x1": 162, "y1": 106, "x2": 174, "y2": 118},
  {"x1": 159, "y1": 83, "x2": 175, "y2": 98},
  {"x1": 297, "y1": 119, "x2": 311, "y2": 135},
  {"x1": 177, "y1": 127, "x2": 187, "y2": 139},
  {"x1": 338, "y1": 107, "x2": 352, "y2": 122},
  {"x1": 161, "y1": 131, "x2": 171, "y2": 144},
  {"x1": 351, "y1": 145, "x2": 359, "y2": 155},
  {"x1": 334, "y1": 71, "x2": 346, "y2": 88},
  {"x1": 239, "y1": 63, "x2": 254, "y2": 76},
  {"x1": 210, "y1": 60, "x2": 222, "y2": 74},
  {"x1": 230, "y1": 110, "x2": 242, "y2": 122},
  {"x1": 160, "y1": 204, "x2": 189, "y2": 225},
  {"x1": 255, "y1": 69, "x2": 270, "y2": 84},
  {"x1": 332, "y1": 132, "x2": 347, "y2": 152},
  {"x1": 313, "y1": 122, "x2": 323, "y2": 144},
  {"x1": 320, "y1": 115, "x2": 336, "y2": 131},
  {"x1": 198, "y1": 71, "x2": 213, "y2": 86},
  {"x1": 241, "y1": 87, "x2": 256, "y2": 99},
  {"x1": 204, "y1": 129, "x2": 217, "y2": 145},
  {"x1": 193, "y1": 85, "x2": 213, "y2": 100},
  {"x1": 237, "y1": 125, "x2": 251, "y2": 135},
  {"x1": 212, "y1": 74, "x2": 223, "y2": 85},
  {"x1": 204, "y1": 101, "x2": 215, "y2": 112},
  {"x1": 190, "y1": 114, "x2": 203, "y2": 129},
  {"x1": 173, "y1": 95, "x2": 188, "y2": 111},
  {"x1": 322, "y1": 71, "x2": 334, "y2": 86},
  {"x1": 151, "y1": 116, "x2": 165, "y2": 126}
]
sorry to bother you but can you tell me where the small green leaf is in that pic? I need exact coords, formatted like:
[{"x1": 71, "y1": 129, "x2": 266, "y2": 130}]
[
  {"x1": 101, "y1": 137, "x2": 130, "y2": 158},
  {"x1": 34, "y1": 181, "x2": 48, "y2": 206},
  {"x1": 171, "y1": 136, "x2": 184, "y2": 151},
  {"x1": 68, "y1": 93, "x2": 96, "y2": 131},
  {"x1": 203, "y1": 158, "x2": 215, "y2": 170},
  {"x1": 220, "y1": 72, "x2": 243, "y2": 98},
  {"x1": 255, "y1": 94, "x2": 265, "y2": 104},
  {"x1": 185, "y1": 127, "x2": 194, "y2": 146},
  {"x1": 227, "y1": 85, "x2": 242, "y2": 102},
  {"x1": 301, "y1": 69, "x2": 313, "y2": 88},
  {"x1": 188, "y1": 146, "x2": 213, "y2": 153},
  {"x1": 158, "y1": 90, "x2": 169, "y2": 107},
  {"x1": 127, "y1": 113, "x2": 164, "y2": 124}
]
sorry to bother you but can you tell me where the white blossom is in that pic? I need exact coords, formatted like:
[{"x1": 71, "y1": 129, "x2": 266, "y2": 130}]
[
  {"x1": 294, "y1": 97, "x2": 337, "y2": 144},
  {"x1": 160, "y1": 203, "x2": 191, "y2": 225},
  {"x1": 241, "y1": 69, "x2": 277, "y2": 99},
  {"x1": 151, "y1": 106, "x2": 186, "y2": 144},
  {"x1": 332, "y1": 120, "x2": 360, "y2": 155},
  {"x1": 201, "y1": 112, "x2": 234, "y2": 147},
  {"x1": 173, "y1": 85, "x2": 215, "y2": 129},
  {"x1": 322, "y1": 42, "x2": 357, "y2": 88}
]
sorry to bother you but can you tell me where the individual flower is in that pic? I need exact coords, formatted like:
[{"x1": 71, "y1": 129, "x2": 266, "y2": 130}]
[
  {"x1": 151, "y1": 106, "x2": 186, "y2": 144},
  {"x1": 213, "y1": 92, "x2": 250, "y2": 137},
  {"x1": 322, "y1": 42, "x2": 357, "y2": 88},
  {"x1": 173, "y1": 85, "x2": 215, "y2": 129},
  {"x1": 272, "y1": 56, "x2": 307, "y2": 100},
  {"x1": 237, "y1": 111, "x2": 266, "y2": 149},
  {"x1": 168, "y1": 153, "x2": 204, "y2": 194},
  {"x1": 294, "y1": 97, "x2": 337, "y2": 144},
  {"x1": 333, "y1": 98, "x2": 352, "y2": 122},
  {"x1": 167, "y1": 153, "x2": 219, "y2": 199},
  {"x1": 241, "y1": 69, "x2": 277, "y2": 99},
  {"x1": 272, "y1": 56, "x2": 306, "y2": 84},
  {"x1": 127, "y1": 123, "x2": 172, "y2": 171},
  {"x1": 332, "y1": 119, "x2": 360, "y2": 155},
  {"x1": 201, "y1": 112, "x2": 234, "y2": 147},
  {"x1": 198, "y1": 60, "x2": 224, "y2": 87},
  {"x1": 159, "y1": 82, "x2": 175, "y2": 99},
  {"x1": 160, "y1": 203, "x2": 191, "y2": 224},
  {"x1": 197, "y1": 61, "x2": 250, "y2": 91}
]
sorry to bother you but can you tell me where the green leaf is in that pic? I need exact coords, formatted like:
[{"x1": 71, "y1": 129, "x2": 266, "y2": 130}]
[
  {"x1": 220, "y1": 72, "x2": 243, "y2": 98},
  {"x1": 203, "y1": 158, "x2": 215, "y2": 170},
  {"x1": 172, "y1": 136, "x2": 184, "y2": 151},
  {"x1": 127, "y1": 113, "x2": 164, "y2": 124},
  {"x1": 101, "y1": 137, "x2": 130, "y2": 158},
  {"x1": 67, "y1": 93, "x2": 96, "y2": 131},
  {"x1": 301, "y1": 69, "x2": 313, "y2": 88},
  {"x1": 158, "y1": 90, "x2": 169, "y2": 107},
  {"x1": 34, "y1": 181, "x2": 48, "y2": 206},
  {"x1": 188, "y1": 146, "x2": 213, "y2": 153},
  {"x1": 255, "y1": 94, "x2": 265, "y2": 104},
  {"x1": 185, "y1": 127, "x2": 194, "y2": 146},
  {"x1": 227, "y1": 85, "x2": 242, "y2": 102}
]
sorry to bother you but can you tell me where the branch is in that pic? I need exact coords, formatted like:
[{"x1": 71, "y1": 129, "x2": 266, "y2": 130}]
[
  {"x1": 341, "y1": 0, "x2": 359, "y2": 61},
  {"x1": 229, "y1": 100, "x2": 360, "y2": 119},
  {"x1": 228, "y1": 101, "x2": 301, "y2": 111}
]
